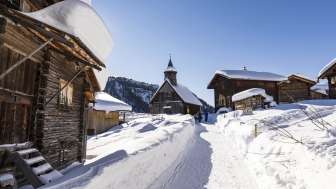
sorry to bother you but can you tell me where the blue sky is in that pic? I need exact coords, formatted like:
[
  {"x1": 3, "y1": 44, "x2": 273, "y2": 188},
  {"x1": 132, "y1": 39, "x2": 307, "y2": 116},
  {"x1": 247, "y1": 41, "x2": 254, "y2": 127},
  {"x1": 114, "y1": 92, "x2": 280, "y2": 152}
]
[{"x1": 92, "y1": 0, "x2": 336, "y2": 106}]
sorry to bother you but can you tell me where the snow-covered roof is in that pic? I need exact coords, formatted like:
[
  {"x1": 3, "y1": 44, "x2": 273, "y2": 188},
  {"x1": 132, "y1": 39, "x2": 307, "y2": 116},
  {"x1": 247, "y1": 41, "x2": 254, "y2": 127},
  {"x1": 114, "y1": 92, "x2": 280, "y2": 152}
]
[
  {"x1": 311, "y1": 82, "x2": 329, "y2": 95},
  {"x1": 24, "y1": 0, "x2": 113, "y2": 63},
  {"x1": 318, "y1": 58, "x2": 336, "y2": 78},
  {"x1": 169, "y1": 81, "x2": 202, "y2": 106},
  {"x1": 151, "y1": 80, "x2": 202, "y2": 106},
  {"x1": 165, "y1": 66, "x2": 177, "y2": 72},
  {"x1": 232, "y1": 88, "x2": 269, "y2": 102},
  {"x1": 289, "y1": 74, "x2": 316, "y2": 83},
  {"x1": 93, "y1": 92, "x2": 132, "y2": 112},
  {"x1": 214, "y1": 70, "x2": 287, "y2": 82}
]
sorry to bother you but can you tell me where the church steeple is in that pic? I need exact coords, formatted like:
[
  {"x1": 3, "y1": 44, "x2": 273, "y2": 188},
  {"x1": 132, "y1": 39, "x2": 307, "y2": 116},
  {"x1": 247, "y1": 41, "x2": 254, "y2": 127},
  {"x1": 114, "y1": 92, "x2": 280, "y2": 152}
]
[{"x1": 164, "y1": 56, "x2": 177, "y2": 85}]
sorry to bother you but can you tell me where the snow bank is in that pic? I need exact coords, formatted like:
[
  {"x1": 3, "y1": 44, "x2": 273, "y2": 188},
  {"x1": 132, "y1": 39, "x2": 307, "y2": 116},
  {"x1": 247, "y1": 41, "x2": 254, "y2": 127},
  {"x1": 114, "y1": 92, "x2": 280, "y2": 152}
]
[
  {"x1": 24, "y1": 0, "x2": 112, "y2": 63},
  {"x1": 92, "y1": 92, "x2": 132, "y2": 112},
  {"x1": 42, "y1": 114, "x2": 195, "y2": 189},
  {"x1": 216, "y1": 100, "x2": 336, "y2": 189}
]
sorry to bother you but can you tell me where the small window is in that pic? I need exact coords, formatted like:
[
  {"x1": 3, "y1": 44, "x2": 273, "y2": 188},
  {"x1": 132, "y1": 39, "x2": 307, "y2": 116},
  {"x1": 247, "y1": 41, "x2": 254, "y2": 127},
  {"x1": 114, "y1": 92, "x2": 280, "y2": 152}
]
[
  {"x1": 331, "y1": 76, "x2": 336, "y2": 85},
  {"x1": 218, "y1": 94, "x2": 226, "y2": 106},
  {"x1": 59, "y1": 79, "x2": 73, "y2": 107}
]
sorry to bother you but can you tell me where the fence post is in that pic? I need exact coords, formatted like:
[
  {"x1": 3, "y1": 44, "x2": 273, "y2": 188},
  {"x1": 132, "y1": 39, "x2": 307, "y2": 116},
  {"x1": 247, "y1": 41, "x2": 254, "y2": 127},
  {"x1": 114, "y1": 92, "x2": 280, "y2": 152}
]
[{"x1": 254, "y1": 124, "x2": 258, "y2": 137}]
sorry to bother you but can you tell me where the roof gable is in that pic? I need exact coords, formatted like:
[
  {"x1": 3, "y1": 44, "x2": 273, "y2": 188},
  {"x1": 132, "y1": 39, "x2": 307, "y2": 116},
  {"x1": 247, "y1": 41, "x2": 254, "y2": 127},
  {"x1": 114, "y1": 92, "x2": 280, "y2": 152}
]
[
  {"x1": 318, "y1": 58, "x2": 336, "y2": 79},
  {"x1": 216, "y1": 70, "x2": 287, "y2": 81},
  {"x1": 150, "y1": 80, "x2": 202, "y2": 106},
  {"x1": 207, "y1": 69, "x2": 286, "y2": 89},
  {"x1": 288, "y1": 74, "x2": 316, "y2": 85}
]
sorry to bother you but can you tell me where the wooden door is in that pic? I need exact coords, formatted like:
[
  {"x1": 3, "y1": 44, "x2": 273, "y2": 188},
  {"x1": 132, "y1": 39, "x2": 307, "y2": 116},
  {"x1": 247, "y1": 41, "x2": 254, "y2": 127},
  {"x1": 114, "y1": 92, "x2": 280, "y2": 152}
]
[{"x1": 0, "y1": 47, "x2": 38, "y2": 144}]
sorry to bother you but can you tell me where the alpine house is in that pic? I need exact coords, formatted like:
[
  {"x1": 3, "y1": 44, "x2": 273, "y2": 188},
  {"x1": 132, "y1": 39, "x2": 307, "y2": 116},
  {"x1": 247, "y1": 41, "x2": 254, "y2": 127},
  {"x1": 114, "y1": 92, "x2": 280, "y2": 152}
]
[{"x1": 207, "y1": 69, "x2": 287, "y2": 110}]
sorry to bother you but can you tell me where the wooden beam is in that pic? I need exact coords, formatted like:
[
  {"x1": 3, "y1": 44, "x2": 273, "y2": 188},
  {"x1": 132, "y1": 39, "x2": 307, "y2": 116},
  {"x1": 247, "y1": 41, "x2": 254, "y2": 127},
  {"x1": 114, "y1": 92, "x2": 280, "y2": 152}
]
[{"x1": 0, "y1": 38, "x2": 53, "y2": 81}]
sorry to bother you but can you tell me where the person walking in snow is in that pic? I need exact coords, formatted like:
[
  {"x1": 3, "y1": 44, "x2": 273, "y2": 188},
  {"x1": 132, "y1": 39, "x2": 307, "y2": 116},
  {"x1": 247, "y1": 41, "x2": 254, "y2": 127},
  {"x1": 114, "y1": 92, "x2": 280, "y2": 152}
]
[
  {"x1": 204, "y1": 110, "x2": 209, "y2": 123},
  {"x1": 198, "y1": 111, "x2": 202, "y2": 123}
]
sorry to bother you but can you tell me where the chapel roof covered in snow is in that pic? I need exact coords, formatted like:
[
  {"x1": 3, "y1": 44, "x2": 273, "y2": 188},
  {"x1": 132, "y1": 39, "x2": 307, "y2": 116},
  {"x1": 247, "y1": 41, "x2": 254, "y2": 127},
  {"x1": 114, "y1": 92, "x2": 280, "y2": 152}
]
[
  {"x1": 318, "y1": 58, "x2": 336, "y2": 79},
  {"x1": 93, "y1": 92, "x2": 132, "y2": 112},
  {"x1": 150, "y1": 80, "x2": 202, "y2": 106}
]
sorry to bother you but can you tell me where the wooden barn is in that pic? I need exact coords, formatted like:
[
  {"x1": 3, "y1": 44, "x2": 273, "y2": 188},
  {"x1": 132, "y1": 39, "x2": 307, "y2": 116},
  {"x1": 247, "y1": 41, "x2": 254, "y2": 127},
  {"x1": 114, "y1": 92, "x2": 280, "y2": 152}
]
[
  {"x1": 149, "y1": 58, "x2": 202, "y2": 115},
  {"x1": 0, "y1": 0, "x2": 112, "y2": 187},
  {"x1": 232, "y1": 88, "x2": 267, "y2": 112},
  {"x1": 278, "y1": 74, "x2": 316, "y2": 103},
  {"x1": 87, "y1": 92, "x2": 132, "y2": 135},
  {"x1": 207, "y1": 69, "x2": 287, "y2": 111},
  {"x1": 318, "y1": 58, "x2": 336, "y2": 99}
]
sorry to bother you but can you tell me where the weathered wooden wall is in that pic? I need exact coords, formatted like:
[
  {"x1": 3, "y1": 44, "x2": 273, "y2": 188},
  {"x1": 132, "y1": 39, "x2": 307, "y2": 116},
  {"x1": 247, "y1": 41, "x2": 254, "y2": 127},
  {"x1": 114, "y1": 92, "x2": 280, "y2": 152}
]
[
  {"x1": 38, "y1": 49, "x2": 86, "y2": 168},
  {"x1": 279, "y1": 79, "x2": 311, "y2": 103},
  {"x1": 0, "y1": 18, "x2": 39, "y2": 145},
  {"x1": 0, "y1": 18, "x2": 87, "y2": 169},
  {"x1": 150, "y1": 82, "x2": 185, "y2": 114},
  {"x1": 311, "y1": 91, "x2": 328, "y2": 100},
  {"x1": 234, "y1": 95, "x2": 264, "y2": 111},
  {"x1": 87, "y1": 110, "x2": 119, "y2": 135}
]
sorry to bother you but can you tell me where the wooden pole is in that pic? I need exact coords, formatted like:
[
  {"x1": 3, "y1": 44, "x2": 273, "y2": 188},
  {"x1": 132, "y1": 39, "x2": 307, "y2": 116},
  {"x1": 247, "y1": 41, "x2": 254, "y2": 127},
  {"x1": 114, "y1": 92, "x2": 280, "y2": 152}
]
[
  {"x1": 0, "y1": 38, "x2": 53, "y2": 81},
  {"x1": 45, "y1": 67, "x2": 85, "y2": 106}
]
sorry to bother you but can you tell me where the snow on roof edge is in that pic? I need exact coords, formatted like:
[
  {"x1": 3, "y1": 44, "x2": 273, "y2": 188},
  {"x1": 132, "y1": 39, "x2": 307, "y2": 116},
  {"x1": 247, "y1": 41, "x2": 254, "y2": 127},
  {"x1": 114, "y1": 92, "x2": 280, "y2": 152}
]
[
  {"x1": 214, "y1": 70, "x2": 287, "y2": 82},
  {"x1": 23, "y1": 0, "x2": 113, "y2": 64},
  {"x1": 318, "y1": 58, "x2": 336, "y2": 78},
  {"x1": 232, "y1": 88, "x2": 268, "y2": 102}
]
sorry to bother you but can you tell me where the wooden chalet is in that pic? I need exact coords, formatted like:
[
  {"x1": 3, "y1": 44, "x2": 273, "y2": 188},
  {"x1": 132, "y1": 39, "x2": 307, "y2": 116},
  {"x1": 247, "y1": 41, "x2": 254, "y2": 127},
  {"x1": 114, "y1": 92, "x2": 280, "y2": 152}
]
[
  {"x1": 318, "y1": 58, "x2": 336, "y2": 98},
  {"x1": 207, "y1": 69, "x2": 287, "y2": 110},
  {"x1": 149, "y1": 58, "x2": 202, "y2": 115},
  {"x1": 278, "y1": 74, "x2": 316, "y2": 103},
  {"x1": 0, "y1": 0, "x2": 111, "y2": 187}
]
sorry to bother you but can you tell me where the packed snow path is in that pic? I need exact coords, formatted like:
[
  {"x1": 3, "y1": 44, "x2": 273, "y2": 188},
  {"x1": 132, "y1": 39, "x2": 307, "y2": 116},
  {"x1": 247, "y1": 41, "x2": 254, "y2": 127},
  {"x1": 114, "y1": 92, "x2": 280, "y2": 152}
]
[
  {"x1": 148, "y1": 123, "x2": 212, "y2": 189},
  {"x1": 149, "y1": 122, "x2": 258, "y2": 189},
  {"x1": 201, "y1": 123, "x2": 258, "y2": 189}
]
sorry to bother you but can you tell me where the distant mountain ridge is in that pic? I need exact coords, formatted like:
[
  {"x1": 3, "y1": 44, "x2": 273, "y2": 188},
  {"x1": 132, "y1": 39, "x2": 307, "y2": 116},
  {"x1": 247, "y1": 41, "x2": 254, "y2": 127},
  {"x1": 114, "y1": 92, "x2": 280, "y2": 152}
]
[{"x1": 104, "y1": 76, "x2": 214, "y2": 113}]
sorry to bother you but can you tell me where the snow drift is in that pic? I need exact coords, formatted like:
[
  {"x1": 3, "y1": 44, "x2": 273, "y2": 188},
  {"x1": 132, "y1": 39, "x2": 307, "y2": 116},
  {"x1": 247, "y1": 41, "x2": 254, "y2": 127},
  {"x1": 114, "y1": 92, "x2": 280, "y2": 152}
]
[{"x1": 217, "y1": 100, "x2": 336, "y2": 189}]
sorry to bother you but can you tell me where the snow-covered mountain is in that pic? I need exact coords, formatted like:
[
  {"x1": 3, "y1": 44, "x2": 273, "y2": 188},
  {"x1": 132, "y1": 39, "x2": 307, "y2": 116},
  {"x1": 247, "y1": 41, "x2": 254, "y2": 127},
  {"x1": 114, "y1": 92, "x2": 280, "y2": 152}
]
[{"x1": 104, "y1": 77, "x2": 214, "y2": 113}]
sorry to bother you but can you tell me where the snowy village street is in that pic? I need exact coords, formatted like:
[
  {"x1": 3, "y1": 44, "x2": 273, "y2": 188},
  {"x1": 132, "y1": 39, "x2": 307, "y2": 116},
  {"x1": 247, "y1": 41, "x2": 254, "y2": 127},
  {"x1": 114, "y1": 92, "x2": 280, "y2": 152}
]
[
  {"x1": 38, "y1": 113, "x2": 261, "y2": 189},
  {"x1": 36, "y1": 100, "x2": 336, "y2": 189}
]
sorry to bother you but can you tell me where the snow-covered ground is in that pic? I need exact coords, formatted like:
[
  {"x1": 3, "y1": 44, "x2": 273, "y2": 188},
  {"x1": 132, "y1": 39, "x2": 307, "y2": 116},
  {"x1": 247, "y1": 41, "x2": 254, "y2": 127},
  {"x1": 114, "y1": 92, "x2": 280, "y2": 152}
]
[
  {"x1": 41, "y1": 114, "x2": 197, "y2": 189},
  {"x1": 216, "y1": 100, "x2": 336, "y2": 189},
  {"x1": 38, "y1": 100, "x2": 336, "y2": 189}
]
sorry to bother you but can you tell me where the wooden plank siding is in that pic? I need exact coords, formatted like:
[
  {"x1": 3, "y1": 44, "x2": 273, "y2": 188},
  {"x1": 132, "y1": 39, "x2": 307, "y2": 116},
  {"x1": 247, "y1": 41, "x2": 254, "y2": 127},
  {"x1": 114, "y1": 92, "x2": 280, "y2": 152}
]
[
  {"x1": 38, "y1": 49, "x2": 86, "y2": 168},
  {"x1": 0, "y1": 16, "x2": 89, "y2": 169},
  {"x1": 279, "y1": 78, "x2": 312, "y2": 103}
]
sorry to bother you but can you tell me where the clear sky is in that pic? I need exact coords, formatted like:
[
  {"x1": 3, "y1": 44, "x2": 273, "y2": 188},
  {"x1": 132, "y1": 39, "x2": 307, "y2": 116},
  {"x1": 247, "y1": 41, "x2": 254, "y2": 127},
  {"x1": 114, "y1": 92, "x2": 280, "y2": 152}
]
[{"x1": 92, "y1": 0, "x2": 336, "y2": 106}]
